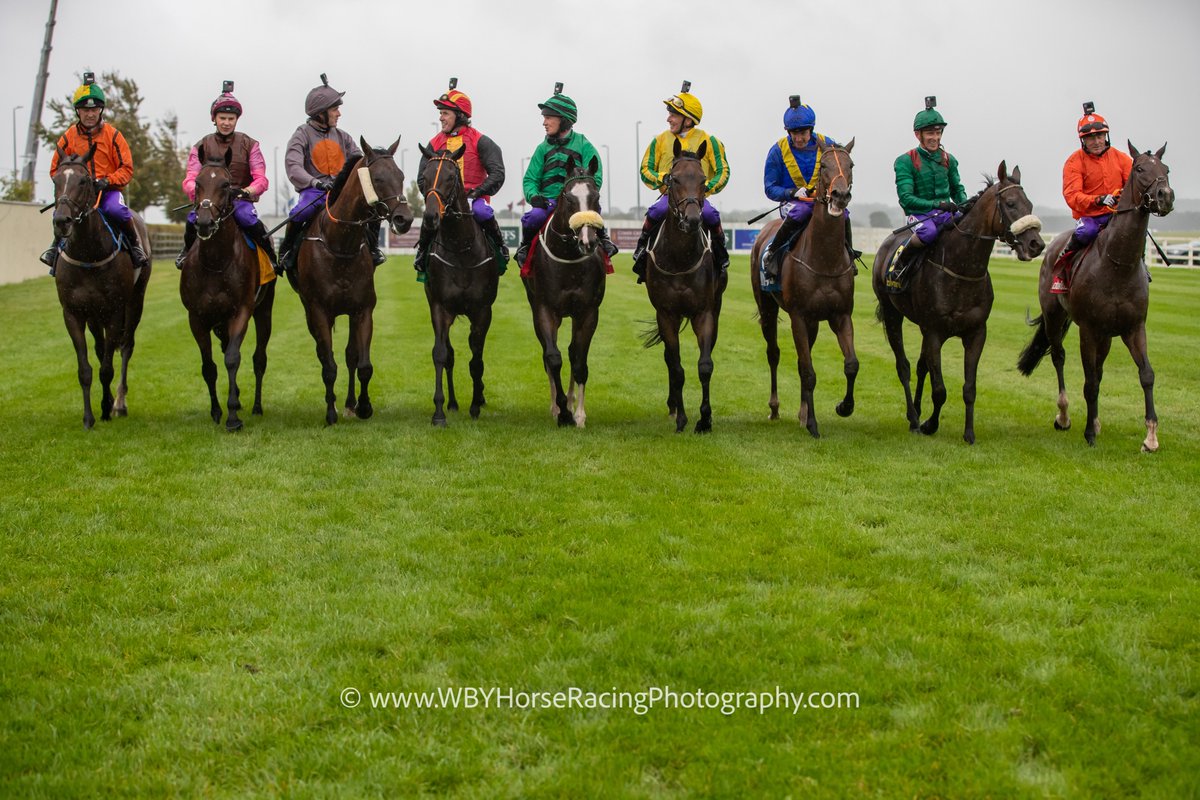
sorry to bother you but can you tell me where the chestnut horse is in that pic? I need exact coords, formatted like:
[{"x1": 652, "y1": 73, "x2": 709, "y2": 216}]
[
  {"x1": 642, "y1": 141, "x2": 728, "y2": 434},
  {"x1": 48, "y1": 146, "x2": 152, "y2": 429},
  {"x1": 749, "y1": 140, "x2": 857, "y2": 437},
  {"x1": 522, "y1": 154, "x2": 607, "y2": 428},
  {"x1": 178, "y1": 146, "x2": 276, "y2": 431},
  {"x1": 873, "y1": 162, "x2": 1044, "y2": 443},
  {"x1": 418, "y1": 144, "x2": 503, "y2": 427},
  {"x1": 294, "y1": 136, "x2": 413, "y2": 425},
  {"x1": 1018, "y1": 142, "x2": 1173, "y2": 451}
]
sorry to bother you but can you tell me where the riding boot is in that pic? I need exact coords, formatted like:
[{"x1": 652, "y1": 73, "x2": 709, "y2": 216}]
[
  {"x1": 40, "y1": 240, "x2": 60, "y2": 275},
  {"x1": 708, "y1": 223, "x2": 730, "y2": 275},
  {"x1": 631, "y1": 215, "x2": 662, "y2": 284},
  {"x1": 246, "y1": 220, "x2": 277, "y2": 269},
  {"x1": 175, "y1": 221, "x2": 197, "y2": 270},
  {"x1": 117, "y1": 219, "x2": 150, "y2": 270},
  {"x1": 515, "y1": 225, "x2": 538, "y2": 267},
  {"x1": 366, "y1": 220, "x2": 386, "y2": 266},
  {"x1": 845, "y1": 221, "x2": 863, "y2": 262},
  {"x1": 598, "y1": 227, "x2": 619, "y2": 258},
  {"x1": 885, "y1": 235, "x2": 921, "y2": 292},
  {"x1": 1050, "y1": 234, "x2": 1085, "y2": 295},
  {"x1": 412, "y1": 222, "x2": 435, "y2": 280},
  {"x1": 278, "y1": 221, "x2": 302, "y2": 275},
  {"x1": 761, "y1": 215, "x2": 807, "y2": 286},
  {"x1": 480, "y1": 216, "x2": 510, "y2": 267}
]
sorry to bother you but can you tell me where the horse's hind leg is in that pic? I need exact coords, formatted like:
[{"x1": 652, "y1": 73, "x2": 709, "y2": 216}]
[
  {"x1": 879, "y1": 303, "x2": 919, "y2": 432},
  {"x1": 1078, "y1": 327, "x2": 1113, "y2": 447},
  {"x1": 789, "y1": 314, "x2": 819, "y2": 438},
  {"x1": 961, "y1": 325, "x2": 987, "y2": 445},
  {"x1": 64, "y1": 311, "x2": 96, "y2": 429},
  {"x1": 568, "y1": 307, "x2": 600, "y2": 428},
  {"x1": 1042, "y1": 302, "x2": 1072, "y2": 431},
  {"x1": 188, "y1": 315, "x2": 221, "y2": 423},
  {"x1": 1120, "y1": 325, "x2": 1158, "y2": 452},
  {"x1": 350, "y1": 309, "x2": 375, "y2": 420},
  {"x1": 467, "y1": 306, "x2": 493, "y2": 419},
  {"x1": 97, "y1": 322, "x2": 117, "y2": 422},
  {"x1": 251, "y1": 282, "x2": 275, "y2": 415},
  {"x1": 831, "y1": 313, "x2": 858, "y2": 419},
  {"x1": 694, "y1": 310, "x2": 719, "y2": 434},
  {"x1": 918, "y1": 334, "x2": 947, "y2": 436},
  {"x1": 303, "y1": 304, "x2": 339, "y2": 426},
  {"x1": 756, "y1": 295, "x2": 782, "y2": 420}
]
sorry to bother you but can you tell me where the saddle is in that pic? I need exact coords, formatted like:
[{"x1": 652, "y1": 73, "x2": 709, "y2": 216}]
[{"x1": 883, "y1": 241, "x2": 928, "y2": 294}]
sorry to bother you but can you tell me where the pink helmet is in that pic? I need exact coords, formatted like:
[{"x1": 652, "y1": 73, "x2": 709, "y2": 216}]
[{"x1": 210, "y1": 80, "x2": 243, "y2": 120}]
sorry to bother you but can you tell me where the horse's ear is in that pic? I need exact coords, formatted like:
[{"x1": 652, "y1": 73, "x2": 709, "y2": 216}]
[
  {"x1": 387, "y1": 136, "x2": 400, "y2": 156},
  {"x1": 359, "y1": 135, "x2": 371, "y2": 155},
  {"x1": 588, "y1": 155, "x2": 600, "y2": 175},
  {"x1": 564, "y1": 152, "x2": 577, "y2": 174},
  {"x1": 997, "y1": 160, "x2": 1008, "y2": 182},
  {"x1": 1155, "y1": 142, "x2": 1167, "y2": 160},
  {"x1": 1127, "y1": 139, "x2": 1140, "y2": 159},
  {"x1": 224, "y1": 147, "x2": 233, "y2": 168},
  {"x1": 844, "y1": 137, "x2": 855, "y2": 153},
  {"x1": 419, "y1": 143, "x2": 433, "y2": 159},
  {"x1": 1011, "y1": 165, "x2": 1022, "y2": 184},
  {"x1": 673, "y1": 138, "x2": 682, "y2": 158},
  {"x1": 696, "y1": 140, "x2": 708, "y2": 159},
  {"x1": 197, "y1": 144, "x2": 206, "y2": 165},
  {"x1": 451, "y1": 145, "x2": 465, "y2": 161}
]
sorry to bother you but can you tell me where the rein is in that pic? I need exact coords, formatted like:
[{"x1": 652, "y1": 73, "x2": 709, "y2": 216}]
[
  {"x1": 815, "y1": 147, "x2": 852, "y2": 206},
  {"x1": 325, "y1": 155, "x2": 409, "y2": 227},
  {"x1": 423, "y1": 155, "x2": 471, "y2": 222}
]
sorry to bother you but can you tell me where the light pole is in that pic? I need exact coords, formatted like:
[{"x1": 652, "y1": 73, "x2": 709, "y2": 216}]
[
  {"x1": 634, "y1": 120, "x2": 642, "y2": 217},
  {"x1": 273, "y1": 146, "x2": 279, "y2": 216},
  {"x1": 12, "y1": 105, "x2": 24, "y2": 177},
  {"x1": 601, "y1": 143, "x2": 611, "y2": 214}
]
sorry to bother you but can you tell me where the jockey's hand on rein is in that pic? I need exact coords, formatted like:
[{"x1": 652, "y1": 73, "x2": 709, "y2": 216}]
[
  {"x1": 530, "y1": 195, "x2": 548, "y2": 209},
  {"x1": 466, "y1": 189, "x2": 482, "y2": 201},
  {"x1": 93, "y1": 177, "x2": 109, "y2": 193},
  {"x1": 1096, "y1": 194, "x2": 1117, "y2": 208},
  {"x1": 314, "y1": 178, "x2": 333, "y2": 192},
  {"x1": 936, "y1": 201, "x2": 959, "y2": 212}
]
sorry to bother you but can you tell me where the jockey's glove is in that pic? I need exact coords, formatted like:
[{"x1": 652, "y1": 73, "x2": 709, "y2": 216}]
[
  {"x1": 313, "y1": 179, "x2": 333, "y2": 192},
  {"x1": 793, "y1": 187, "x2": 809, "y2": 199},
  {"x1": 936, "y1": 201, "x2": 959, "y2": 212},
  {"x1": 94, "y1": 177, "x2": 109, "y2": 192},
  {"x1": 466, "y1": 189, "x2": 482, "y2": 201},
  {"x1": 530, "y1": 195, "x2": 548, "y2": 209},
  {"x1": 1096, "y1": 194, "x2": 1117, "y2": 208}
]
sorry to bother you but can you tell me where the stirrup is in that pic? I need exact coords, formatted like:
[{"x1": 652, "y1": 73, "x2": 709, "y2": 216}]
[{"x1": 40, "y1": 248, "x2": 58, "y2": 268}]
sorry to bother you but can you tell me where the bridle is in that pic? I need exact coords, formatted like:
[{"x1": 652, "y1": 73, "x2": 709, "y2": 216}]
[
  {"x1": 814, "y1": 146, "x2": 853, "y2": 207},
  {"x1": 952, "y1": 182, "x2": 1040, "y2": 248},
  {"x1": 191, "y1": 164, "x2": 239, "y2": 241},
  {"x1": 422, "y1": 153, "x2": 472, "y2": 222},
  {"x1": 53, "y1": 163, "x2": 99, "y2": 225},
  {"x1": 544, "y1": 174, "x2": 601, "y2": 255},
  {"x1": 665, "y1": 154, "x2": 705, "y2": 226},
  {"x1": 1116, "y1": 153, "x2": 1170, "y2": 216},
  {"x1": 326, "y1": 152, "x2": 410, "y2": 229}
]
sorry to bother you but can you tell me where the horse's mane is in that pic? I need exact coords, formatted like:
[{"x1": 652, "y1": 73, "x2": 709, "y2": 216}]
[
  {"x1": 328, "y1": 155, "x2": 363, "y2": 206},
  {"x1": 674, "y1": 150, "x2": 703, "y2": 163},
  {"x1": 958, "y1": 175, "x2": 997, "y2": 215}
]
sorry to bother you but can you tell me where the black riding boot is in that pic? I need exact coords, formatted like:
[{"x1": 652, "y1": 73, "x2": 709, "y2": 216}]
[
  {"x1": 598, "y1": 227, "x2": 619, "y2": 258},
  {"x1": 708, "y1": 223, "x2": 730, "y2": 275},
  {"x1": 761, "y1": 215, "x2": 808, "y2": 285},
  {"x1": 412, "y1": 222, "x2": 435, "y2": 280},
  {"x1": 631, "y1": 215, "x2": 663, "y2": 283},
  {"x1": 885, "y1": 234, "x2": 922, "y2": 292},
  {"x1": 41, "y1": 240, "x2": 60, "y2": 274},
  {"x1": 480, "y1": 216, "x2": 510, "y2": 268},
  {"x1": 175, "y1": 221, "x2": 197, "y2": 269},
  {"x1": 845, "y1": 221, "x2": 862, "y2": 262},
  {"x1": 118, "y1": 219, "x2": 150, "y2": 270},
  {"x1": 366, "y1": 220, "x2": 386, "y2": 266},
  {"x1": 278, "y1": 221, "x2": 302, "y2": 275},
  {"x1": 515, "y1": 225, "x2": 537, "y2": 267},
  {"x1": 248, "y1": 220, "x2": 277, "y2": 269}
]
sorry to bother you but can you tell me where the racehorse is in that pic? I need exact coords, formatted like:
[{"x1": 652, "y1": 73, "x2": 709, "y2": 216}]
[
  {"x1": 642, "y1": 140, "x2": 728, "y2": 434},
  {"x1": 294, "y1": 136, "x2": 413, "y2": 425},
  {"x1": 749, "y1": 140, "x2": 858, "y2": 437},
  {"x1": 178, "y1": 146, "x2": 276, "y2": 431},
  {"x1": 873, "y1": 161, "x2": 1044, "y2": 444},
  {"x1": 521, "y1": 154, "x2": 607, "y2": 428},
  {"x1": 418, "y1": 143, "x2": 503, "y2": 427},
  {"x1": 1017, "y1": 142, "x2": 1173, "y2": 451},
  {"x1": 48, "y1": 145, "x2": 152, "y2": 429}
]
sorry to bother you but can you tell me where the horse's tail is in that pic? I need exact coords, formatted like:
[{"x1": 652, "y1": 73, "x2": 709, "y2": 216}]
[
  {"x1": 874, "y1": 300, "x2": 884, "y2": 323},
  {"x1": 1016, "y1": 310, "x2": 1051, "y2": 376},
  {"x1": 639, "y1": 319, "x2": 664, "y2": 349}
]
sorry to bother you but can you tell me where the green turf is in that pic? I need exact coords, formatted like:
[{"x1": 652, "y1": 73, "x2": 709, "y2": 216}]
[{"x1": 2, "y1": 254, "x2": 1197, "y2": 797}]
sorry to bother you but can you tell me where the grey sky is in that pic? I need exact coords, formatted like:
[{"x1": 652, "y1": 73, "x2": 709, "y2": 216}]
[{"x1": 3, "y1": 0, "x2": 1197, "y2": 219}]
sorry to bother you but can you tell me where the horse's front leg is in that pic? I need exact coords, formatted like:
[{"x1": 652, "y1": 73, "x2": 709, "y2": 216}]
[
  {"x1": 467, "y1": 306, "x2": 492, "y2": 420},
  {"x1": 878, "y1": 301, "x2": 918, "y2": 431},
  {"x1": 343, "y1": 320, "x2": 359, "y2": 418},
  {"x1": 303, "y1": 304, "x2": 339, "y2": 426},
  {"x1": 63, "y1": 310, "x2": 96, "y2": 429},
  {"x1": 349, "y1": 309, "x2": 375, "y2": 420},
  {"x1": 693, "y1": 309, "x2": 719, "y2": 434},
  {"x1": 1121, "y1": 325, "x2": 1157, "y2": 452},
  {"x1": 251, "y1": 281, "x2": 275, "y2": 416},
  {"x1": 222, "y1": 308, "x2": 252, "y2": 432},
  {"x1": 830, "y1": 313, "x2": 858, "y2": 419},
  {"x1": 567, "y1": 307, "x2": 600, "y2": 428},
  {"x1": 430, "y1": 307, "x2": 453, "y2": 426},
  {"x1": 789, "y1": 313, "x2": 819, "y2": 438},
  {"x1": 1079, "y1": 327, "x2": 1112, "y2": 447},
  {"x1": 960, "y1": 324, "x2": 988, "y2": 445},
  {"x1": 657, "y1": 310, "x2": 686, "y2": 432},
  {"x1": 187, "y1": 314, "x2": 221, "y2": 423},
  {"x1": 535, "y1": 306, "x2": 572, "y2": 426},
  {"x1": 756, "y1": 293, "x2": 782, "y2": 420},
  {"x1": 918, "y1": 333, "x2": 946, "y2": 436},
  {"x1": 96, "y1": 321, "x2": 118, "y2": 422}
]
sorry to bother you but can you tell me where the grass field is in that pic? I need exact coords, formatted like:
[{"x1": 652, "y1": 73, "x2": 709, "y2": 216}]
[{"x1": 2, "y1": 253, "x2": 1198, "y2": 797}]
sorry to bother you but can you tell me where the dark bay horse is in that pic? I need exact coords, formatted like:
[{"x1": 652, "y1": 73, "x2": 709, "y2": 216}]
[
  {"x1": 642, "y1": 140, "x2": 728, "y2": 434},
  {"x1": 873, "y1": 161, "x2": 1044, "y2": 443},
  {"x1": 295, "y1": 136, "x2": 413, "y2": 425},
  {"x1": 749, "y1": 140, "x2": 857, "y2": 437},
  {"x1": 178, "y1": 146, "x2": 276, "y2": 431},
  {"x1": 48, "y1": 146, "x2": 152, "y2": 429},
  {"x1": 418, "y1": 144, "x2": 503, "y2": 426},
  {"x1": 1018, "y1": 142, "x2": 1173, "y2": 451},
  {"x1": 522, "y1": 154, "x2": 607, "y2": 428}
]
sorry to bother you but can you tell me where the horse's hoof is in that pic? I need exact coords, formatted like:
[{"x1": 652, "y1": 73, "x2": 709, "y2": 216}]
[
  {"x1": 211, "y1": 410, "x2": 222, "y2": 424},
  {"x1": 1141, "y1": 442, "x2": 1158, "y2": 453},
  {"x1": 226, "y1": 419, "x2": 243, "y2": 433},
  {"x1": 83, "y1": 417, "x2": 94, "y2": 430},
  {"x1": 694, "y1": 420, "x2": 712, "y2": 434},
  {"x1": 343, "y1": 406, "x2": 358, "y2": 419},
  {"x1": 963, "y1": 431, "x2": 976, "y2": 445},
  {"x1": 356, "y1": 403, "x2": 374, "y2": 420},
  {"x1": 836, "y1": 401, "x2": 854, "y2": 418},
  {"x1": 1053, "y1": 419, "x2": 1070, "y2": 431},
  {"x1": 432, "y1": 416, "x2": 447, "y2": 428},
  {"x1": 252, "y1": 405, "x2": 263, "y2": 416},
  {"x1": 447, "y1": 401, "x2": 459, "y2": 412},
  {"x1": 325, "y1": 409, "x2": 338, "y2": 426},
  {"x1": 919, "y1": 420, "x2": 939, "y2": 436},
  {"x1": 114, "y1": 408, "x2": 128, "y2": 418},
  {"x1": 808, "y1": 427, "x2": 821, "y2": 439}
]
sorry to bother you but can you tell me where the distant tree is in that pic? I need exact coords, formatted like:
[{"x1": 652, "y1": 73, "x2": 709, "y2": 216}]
[
  {"x1": 869, "y1": 210, "x2": 892, "y2": 229},
  {"x1": 406, "y1": 179, "x2": 424, "y2": 217},
  {"x1": 1, "y1": 175, "x2": 34, "y2": 201},
  {"x1": 40, "y1": 70, "x2": 183, "y2": 216}
]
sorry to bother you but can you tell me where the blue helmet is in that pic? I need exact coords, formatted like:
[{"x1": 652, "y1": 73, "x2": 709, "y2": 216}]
[{"x1": 783, "y1": 96, "x2": 816, "y2": 131}]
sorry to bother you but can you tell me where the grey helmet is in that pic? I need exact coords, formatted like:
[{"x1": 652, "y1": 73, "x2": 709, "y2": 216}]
[{"x1": 305, "y1": 73, "x2": 345, "y2": 119}]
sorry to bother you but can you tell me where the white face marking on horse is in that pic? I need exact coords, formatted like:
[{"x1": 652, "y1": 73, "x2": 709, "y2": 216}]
[
  {"x1": 569, "y1": 180, "x2": 590, "y2": 210},
  {"x1": 210, "y1": 171, "x2": 217, "y2": 179}
]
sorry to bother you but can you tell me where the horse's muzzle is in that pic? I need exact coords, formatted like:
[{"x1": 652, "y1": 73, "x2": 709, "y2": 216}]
[
  {"x1": 391, "y1": 208, "x2": 415, "y2": 236},
  {"x1": 1151, "y1": 186, "x2": 1175, "y2": 217}
]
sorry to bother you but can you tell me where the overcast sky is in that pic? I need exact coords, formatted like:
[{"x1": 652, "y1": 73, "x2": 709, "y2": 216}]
[{"x1": 3, "y1": 0, "x2": 1197, "y2": 219}]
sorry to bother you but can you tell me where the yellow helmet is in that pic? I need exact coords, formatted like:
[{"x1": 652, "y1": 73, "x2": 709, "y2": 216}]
[{"x1": 663, "y1": 91, "x2": 702, "y2": 124}]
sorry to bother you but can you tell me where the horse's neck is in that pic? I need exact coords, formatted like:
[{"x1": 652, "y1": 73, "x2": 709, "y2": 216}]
[
  {"x1": 1095, "y1": 206, "x2": 1149, "y2": 270},
  {"x1": 63, "y1": 214, "x2": 116, "y2": 261},
  {"x1": 805, "y1": 203, "x2": 846, "y2": 248},
  {"x1": 195, "y1": 217, "x2": 243, "y2": 270},
  {"x1": 941, "y1": 196, "x2": 999, "y2": 266},
  {"x1": 441, "y1": 198, "x2": 485, "y2": 247},
  {"x1": 661, "y1": 216, "x2": 705, "y2": 258}
]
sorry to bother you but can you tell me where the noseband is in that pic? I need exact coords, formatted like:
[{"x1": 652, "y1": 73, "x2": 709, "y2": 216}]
[
  {"x1": 1119, "y1": 157, "x2": 1170, "y2": 215},
  {"x1": 327, "y1": 155, "x2": 410, "y2": 228}
]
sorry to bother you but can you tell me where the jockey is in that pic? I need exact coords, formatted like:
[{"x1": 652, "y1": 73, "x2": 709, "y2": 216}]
[
  {"x1": 515, "y1": 84, "x2": 618, "y2": 266},
  {"x1": 631, "y1": 82, "x2": 731, "y2": 283},
  {"x1": 1051, "y1": 102, "x2": 1133, "y2": 293},
  {"x1": 42, "y1": 72, "x2": 149, "y2": 274},
  {"x1": 278, "y1": 74, "x2": 385, "y2": 275},
  {"x1": 758, "y1": 96, "x2": 859, "y2": 293},
  {"x1": 886, "y1": 96, "x2": 968, "y2": 290},
  {"x1": 413, "y1": 81, "x2": 509, "y2": 277},
  {"x1": 176, "y1": 81, "x2": 275, "y2": 269}
]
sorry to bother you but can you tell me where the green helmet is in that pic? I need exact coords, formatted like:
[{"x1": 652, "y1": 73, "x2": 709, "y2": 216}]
[
  {"x1": 73, "y1": 81, "x2": 106, "y2": 109},
  {"x1": 913, "y1": 107, "x2": 947, "y2": 130},
  {"x1": 538, "y1": 93, "x2": 578, "y2": 125}
]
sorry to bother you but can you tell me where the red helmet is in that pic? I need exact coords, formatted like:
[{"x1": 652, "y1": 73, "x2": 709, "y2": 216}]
[
  {"x1": 1077, "y1": 112, "x2": 1109, "y2": 137},
  {"x1": 434, "y1": 89, "x2": 472, "y2": 119},
  {"x1": 210, "y1": 93, "x2": 243, "y2": 120}
]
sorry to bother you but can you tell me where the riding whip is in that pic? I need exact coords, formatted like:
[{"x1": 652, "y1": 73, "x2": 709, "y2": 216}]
[
  {"x1": 266, "y1": 192, "x2": 326, "y2": 236},
  {"x1": 747, "y1": 204, "x2": 783, "y2": 224}
]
